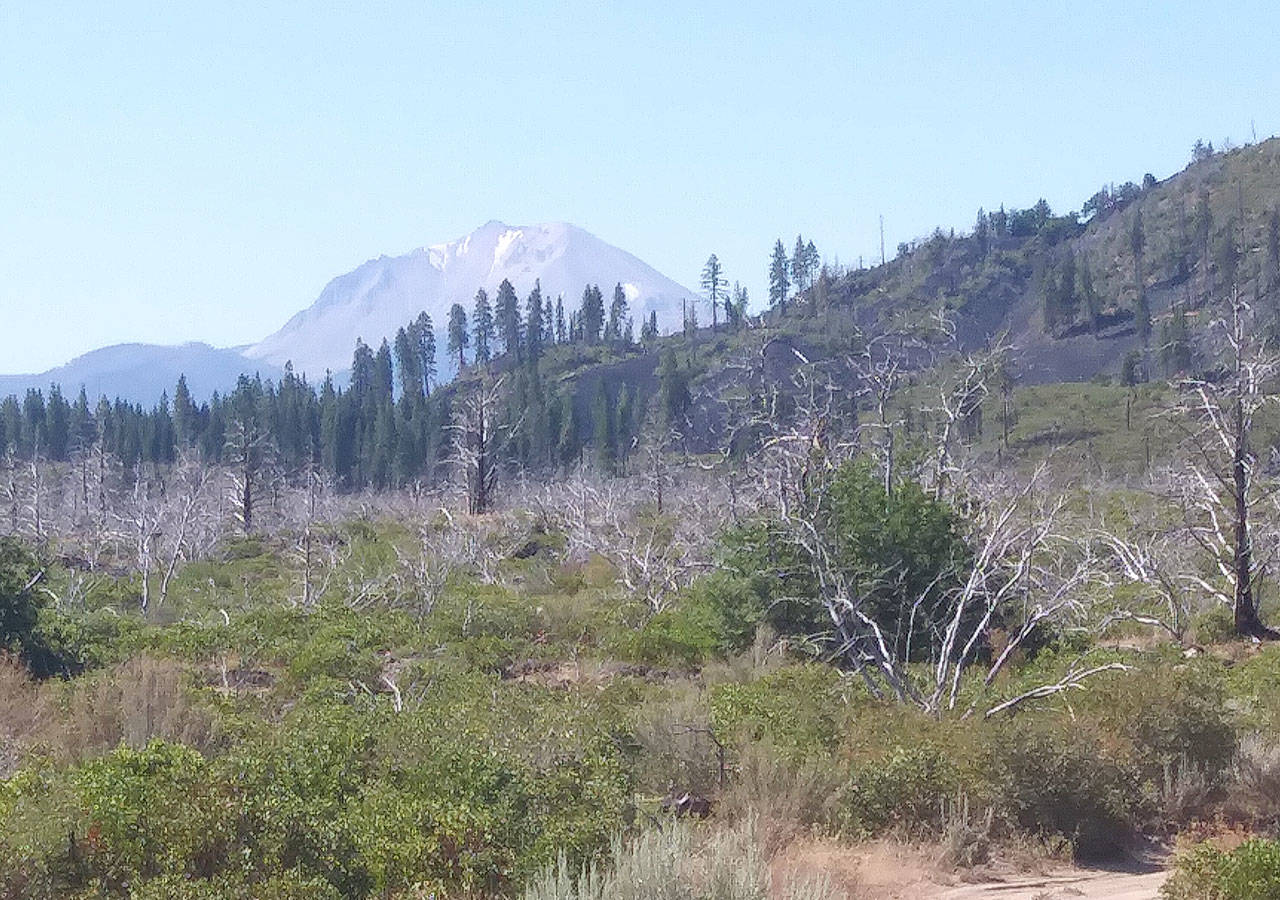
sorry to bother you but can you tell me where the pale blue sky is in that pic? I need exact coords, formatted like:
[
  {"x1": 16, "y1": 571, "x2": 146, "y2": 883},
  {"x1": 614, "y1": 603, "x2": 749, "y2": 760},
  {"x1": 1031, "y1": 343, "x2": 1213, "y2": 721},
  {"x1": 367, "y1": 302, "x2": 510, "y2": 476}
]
[{"x1": 2, "y1": 0, "x2": 1277, "y2": 373}]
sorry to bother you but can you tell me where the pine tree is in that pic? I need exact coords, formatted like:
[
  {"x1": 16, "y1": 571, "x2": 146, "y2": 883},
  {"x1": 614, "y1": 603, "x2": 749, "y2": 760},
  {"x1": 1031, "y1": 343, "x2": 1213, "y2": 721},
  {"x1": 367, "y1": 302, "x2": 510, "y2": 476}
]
[
  {"x1": 607, "y1": 283, "x2": 629, "y2": 342},
  {"x1": 555, "y1": 296, "x2": 566, "y2": 343},
  {"x1": 473, "y1": 288, "x2": 494, "y2": 365},
  {"x1": 173, "y1": 375, "x2": 196, "y2": 446},
  {"x1": 974, "y1": 208, "x2": 990, "y2": 256},
  {"x1": 581, "y1": 284, "x2": 604, "y2": 344},
  {"x1": 350, "y1": 339, "x2": 375, "y2": 406},
  {"x1": 768, "y1": 239, "x2": 791, "y2": 310},
  {"x1": 495, "y1": 278, "x2": 522, "y2": 359},
  {"x1": 793, "y1": 235, "x2": 807, "y2": 291},
  {"x1": 373, "y1": 340, "x2": 394, "y2": 405},
  {"x1": 447, "y1": 303, "x2": 470, "y2": 369},
  {"x1": 729, "y1": 282, "x2": 749, "y2": 329},
  {"x1": 525, "y1": 280, "x2": 544, "y2": 364},
  {"x1": 394, "y1": 326, "x2": 422, "y2": 401},
  {"x1": 640, "y1": 310, "x2": 659, "y2": 343},
  {"x1": 412, "y1": 312, "x2": 437, "y2": 395},
  {"x1": 700, "y1": 254, "x2": 726, "y2": 331}
]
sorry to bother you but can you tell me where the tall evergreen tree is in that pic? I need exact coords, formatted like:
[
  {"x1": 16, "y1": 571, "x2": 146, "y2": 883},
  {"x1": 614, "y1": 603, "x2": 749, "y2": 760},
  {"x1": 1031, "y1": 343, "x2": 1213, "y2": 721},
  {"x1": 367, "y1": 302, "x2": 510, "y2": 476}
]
[
  {"x1": 173, "y1": 376, "x2": 196, "y2": 446},
  {"x1": 555, "y1": 296, "x2": 566, "y2": 344},
  {"x1": 412, "y1": 312, "x2": 437, "y2": 395},
  {"x1": 581, "y1": 284, "x2": 604, "y2": 344},
  {"x1": 447, "y1": 303, "x2": 470, "y2": 369},
  {"x1": 495, "y1": 279, "x2": 522, "y2": 360},
  {"x1": 792, "y1": 235, "x2": 808, "y2": 291},
  {"x1": 350, "y1": 339, "x2": 375, "y2": 406},
  {"x1": 373, "y1": 340, "x2": 394, "y2": 405},
  {"x1": 525, "y1": 280, "x2": 544, "y2": 364},
  {"x1": 607, "y1": 283, "x2": 628, "y2": 342},
  {"x1": 472, "y1": 288, "x2": 494, "y2": 366},
  {"x1": 394, "y1": 326, "x2": 422, "y2": 401},
  {"x1": 768, "y1": 239, "x2": 791, "y2": 310},
  {"x1": 701, "y1": 254, "x2": 726, "y2": 331}
]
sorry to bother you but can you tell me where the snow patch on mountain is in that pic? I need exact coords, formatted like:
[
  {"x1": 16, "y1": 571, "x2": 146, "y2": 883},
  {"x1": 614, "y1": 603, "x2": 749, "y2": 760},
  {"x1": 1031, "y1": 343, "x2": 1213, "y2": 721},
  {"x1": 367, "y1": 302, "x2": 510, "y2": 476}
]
[{"x1": 245, "y1": 221, "x2": 696, "y2": 379}]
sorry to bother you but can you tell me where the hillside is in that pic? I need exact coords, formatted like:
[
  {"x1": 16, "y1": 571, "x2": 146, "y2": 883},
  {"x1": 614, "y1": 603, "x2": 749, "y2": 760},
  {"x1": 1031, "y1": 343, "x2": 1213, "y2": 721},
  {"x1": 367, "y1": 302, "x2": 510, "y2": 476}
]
[{"x1": 812, "y1": 137, "x2": 1280, "y2": 384}]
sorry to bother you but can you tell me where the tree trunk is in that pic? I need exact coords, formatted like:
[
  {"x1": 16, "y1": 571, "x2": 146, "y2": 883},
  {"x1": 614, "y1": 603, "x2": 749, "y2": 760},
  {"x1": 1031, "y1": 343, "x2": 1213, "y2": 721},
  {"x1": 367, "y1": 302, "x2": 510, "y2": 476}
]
[{"x1": 1233, "y1": 395, "x2": 1279, "y2": 638}]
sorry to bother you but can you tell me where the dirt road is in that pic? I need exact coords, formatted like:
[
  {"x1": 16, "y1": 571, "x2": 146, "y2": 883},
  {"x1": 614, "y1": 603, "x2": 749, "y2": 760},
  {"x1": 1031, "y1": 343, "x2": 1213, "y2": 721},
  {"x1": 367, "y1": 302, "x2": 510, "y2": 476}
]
[{"x1": 927, "y1": 868, "x2": 1167, "y2": 899}]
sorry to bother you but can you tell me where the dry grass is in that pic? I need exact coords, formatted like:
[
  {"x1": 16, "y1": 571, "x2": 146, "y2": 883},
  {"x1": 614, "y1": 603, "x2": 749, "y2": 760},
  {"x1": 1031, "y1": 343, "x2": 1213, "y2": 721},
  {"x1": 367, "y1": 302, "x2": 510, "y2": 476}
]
[
  {"x1": 0, "y1": 654, "x2": 50, "y2": 776},
  {"x1": 717, "y1": 742, "x2": 845, "y2": 852},
  {"x1": 2, "y1": 655, "x2": 221, "y2": 768}
]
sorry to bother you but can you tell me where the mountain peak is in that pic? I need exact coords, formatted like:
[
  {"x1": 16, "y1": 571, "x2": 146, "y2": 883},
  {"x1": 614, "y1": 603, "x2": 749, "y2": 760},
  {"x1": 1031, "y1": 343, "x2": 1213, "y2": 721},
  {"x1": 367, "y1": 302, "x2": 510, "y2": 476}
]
[{"x1": 245, "y1": 221, "x2": 695, "y2": 378}]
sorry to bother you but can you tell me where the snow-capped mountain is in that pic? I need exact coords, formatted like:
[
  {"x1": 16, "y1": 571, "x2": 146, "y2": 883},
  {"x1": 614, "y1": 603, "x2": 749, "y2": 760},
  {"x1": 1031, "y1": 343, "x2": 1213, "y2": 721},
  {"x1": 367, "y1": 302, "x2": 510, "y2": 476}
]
[
  {"x1": 2, "y1": 221, "x2": 695, "y2": 404},
  {"x1": 245, "y1": 221, "x2": 697, "y2": 379}
]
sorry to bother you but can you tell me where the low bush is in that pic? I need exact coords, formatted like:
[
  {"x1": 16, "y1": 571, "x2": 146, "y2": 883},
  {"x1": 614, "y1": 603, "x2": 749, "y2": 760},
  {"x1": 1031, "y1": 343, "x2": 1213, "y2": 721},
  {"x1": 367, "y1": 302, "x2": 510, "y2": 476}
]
[
  {"x1": 986, "y1": 718, "x2": 1134, "y2": 858},
  {"x1": 1163, "y1": 838, "x2": 1280, "y2": 899},
  {"x1": 521, "y1": 818, "x2": 841, "y2": 900}
]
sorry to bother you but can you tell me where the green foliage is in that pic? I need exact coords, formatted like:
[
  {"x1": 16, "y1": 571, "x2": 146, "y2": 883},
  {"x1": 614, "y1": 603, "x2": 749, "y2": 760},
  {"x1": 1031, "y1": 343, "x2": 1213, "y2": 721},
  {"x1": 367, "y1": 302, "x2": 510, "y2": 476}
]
[
  {"x1": 0, "y1": 537, "x2": 43, "y2": 663},
  {"x1": 710, "y1": 666, "x2": 847, "y2": 756},
  {"x1": 987, "y1": 718, "x2": 1134, "y2": 858},
  {"x1": 1164, "y1": 839, "x2": 1280, "y2": 900},
  {"x1": 719, "y1": 460, "x2": 970, "y2": 661},
  {"x1": 838, "y1": 745, "x2": 959, "y2": 837}
]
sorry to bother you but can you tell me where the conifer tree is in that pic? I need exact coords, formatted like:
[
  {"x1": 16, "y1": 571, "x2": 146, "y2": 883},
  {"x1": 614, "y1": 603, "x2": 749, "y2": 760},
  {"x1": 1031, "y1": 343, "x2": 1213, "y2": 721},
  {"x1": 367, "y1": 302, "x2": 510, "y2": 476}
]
[
  {"x1": 769, "y1": 239, "x2": 791, "y2": 310},
  {"x1": 350, "y1": 339, "x2": 375, "y2": 406},
  {"x1": 525, "y1": 280, "x2": 544, "y2": 364},
  {"x1": 555, "y1": 296, "x2": 566, "y2": 344},
  {"x1": 473, "y1": 288, "x2": 494, "y2": 365},
  {"x1": 581, "y1": 284, "x2": 604, "y2": 344},
  {"x1": 394, "y1": 326, "x2": 422, "y2": 401},
  {"x1": 447, "y1": 303, "x2": 470, "y2": 369},
  {"x1": 607, "y1": 283, "x2": 629, "y2": 342},
  {"x1": 373, "y1": 340, "x2": 394, "y2": 405},
  {"x1": 701, "y1": 254, "x2": 726, "y2": 331},
  {"x1": 410, "y1": 312, "x2": 436, "y2": 396},
  {"x1": 792, "y1": 235, "x2": 808, "y2": 291},
  {"x1": 495, "y1": 278, "x2": 522, "y2": 360},
  {"x1": 173, "y1": 376, "x2": 196, "y2": 446}
]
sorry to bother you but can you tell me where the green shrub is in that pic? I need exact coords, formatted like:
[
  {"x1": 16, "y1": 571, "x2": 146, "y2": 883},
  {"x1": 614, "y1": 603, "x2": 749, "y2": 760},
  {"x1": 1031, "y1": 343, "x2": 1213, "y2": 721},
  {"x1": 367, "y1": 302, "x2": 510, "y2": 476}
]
[
  {"x1": 839, "y1": 745, "x2": 959, "y2": 837},
  {"x1": 616, "y1": 601, "x2": 720, "y2": 668},
  {"x1": 1164, "y1": 839, "x2": 1280, "y2": 900},
  {"x1": 988, "y1": 718, "x2": 1134, "y2": 858},
  {"x1": 710, "y1": 666, "x2": 847, "y2": 756}
]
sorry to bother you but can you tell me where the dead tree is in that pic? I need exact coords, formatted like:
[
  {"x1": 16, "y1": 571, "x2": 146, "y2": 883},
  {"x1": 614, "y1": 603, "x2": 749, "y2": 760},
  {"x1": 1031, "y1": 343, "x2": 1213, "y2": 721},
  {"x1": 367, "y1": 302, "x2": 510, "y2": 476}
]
[
  {"x1": 1166, "y1": 289, "x2": 1280, "y2": 639},
  {"x1": 450, "y1": 375, "x2": 513, "y2": 515},
  {"x1": 224, "y1": 409, "x2": 273, "y2": 535}
]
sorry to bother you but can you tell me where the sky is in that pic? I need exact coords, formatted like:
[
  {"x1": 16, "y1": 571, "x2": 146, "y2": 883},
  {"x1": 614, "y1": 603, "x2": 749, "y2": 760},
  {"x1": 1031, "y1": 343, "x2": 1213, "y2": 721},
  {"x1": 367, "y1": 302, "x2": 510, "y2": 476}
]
[{"x1": 2, "y1": 0, "x2": 1279, "y2": 374}]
